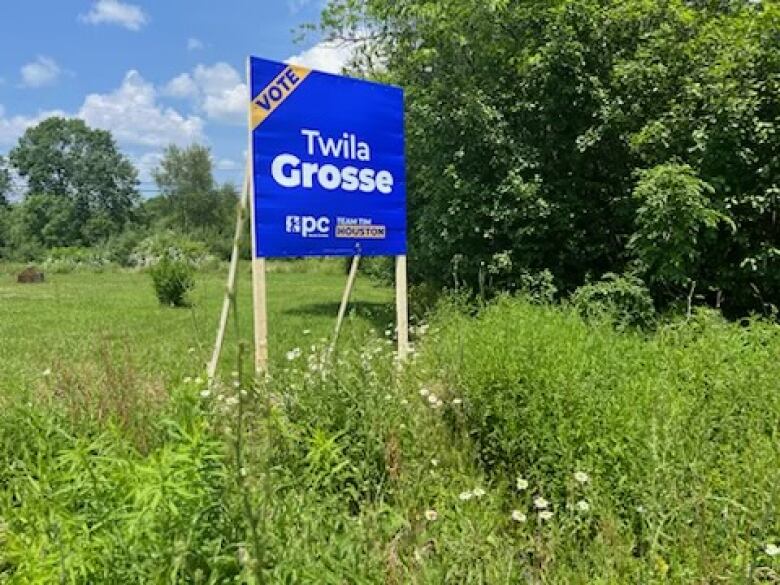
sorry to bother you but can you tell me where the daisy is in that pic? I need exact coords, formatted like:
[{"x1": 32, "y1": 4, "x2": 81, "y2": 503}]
[
  {"x1": 538, "y1": 510, "x2": 554, "y2": 521},
  {"x1": 576, "y1": 500, "x2": 590, "y2": 512},
  {"x1": 424, "y1": 509, "x2": 438, "y2": 521},
  {"x1": 533, "y1": 496, "x2": 549, "y2": 510},
  {"x1": 516, "y1": 477, "x2": 529, "y2": 491},
  {"x1": 511, "y1": 510, "x2": 527, "y2": 523},
  {"x1": 574, "y1": 471, "x2": 590, "y2": 484}
]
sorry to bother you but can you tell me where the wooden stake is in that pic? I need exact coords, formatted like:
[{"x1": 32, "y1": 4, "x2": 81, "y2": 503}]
[
  {"x1": 331, "y1": 255, "x2": 361, "y2": 352},
  {"x1": 207, "y1": 169, "x2": 249, "y2": 383},
  {"x1": 395, "y1": 255, "x2": 410, "y2": 360},
  {"x1": 248, "y1": 156, "x2": 268, "y2": 374},
  {"x1": 247, "y1": 57, "x2": 269, "y2": 376}
]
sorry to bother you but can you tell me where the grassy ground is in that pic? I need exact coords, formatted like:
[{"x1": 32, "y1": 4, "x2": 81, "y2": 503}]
[
  {"x1": 0, "y1": 261, "x2": 393, "y2": 392},
  {"x1": 1, "y1": 264, "x2": 779, "y2": 583}
]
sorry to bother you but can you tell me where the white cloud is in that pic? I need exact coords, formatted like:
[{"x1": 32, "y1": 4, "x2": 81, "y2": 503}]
[
  {"x1": 79, "y1": 70, "x2": 204, "y2": 147},
  {"x1": 216, "y1": 158, "x2": 238, "y2": 171},
  {"x1": 187, "y1": 37, "x2": 204, "y2": 51},
  {"x1": 162, "y1": 62, "x2": 247, "y2": 125},
  {"x1": 20, "y1": 56, "x2": 61, "y2": 88},
  {"x1": 80, "y1": 0, "x2": 147, "y2": 31},
  {"x1": 287, "y1": 40, "x2": 354, "y2": 74},
  {"x1": 163, "y1": 73, "x2": 198, "y2": 99},
  {"x1": 0, "y1": 108, "x2": 67, "y2": 149}
]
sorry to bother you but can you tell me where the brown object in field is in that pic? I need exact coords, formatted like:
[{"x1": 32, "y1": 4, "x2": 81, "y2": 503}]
[{"x1": 17, "y1": 266, "x2": 45, "y2": 283}]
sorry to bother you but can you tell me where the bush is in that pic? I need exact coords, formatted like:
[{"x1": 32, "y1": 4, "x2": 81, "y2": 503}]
[
  {"x1": 149, "y1": 257, "x2": 194, "y2": 307},
  {"x1": 570, "y1": 272, "x2": 655, "y2": 329},
  {"x1": 418, "y1": 297, "x2": 780, "y2": 579},
  {"x1": 130, "y1": 231, "x2": 215, "y2": 269},
  {"x1": 42, "y1": 246, "x2": 111, "y2": 273}
]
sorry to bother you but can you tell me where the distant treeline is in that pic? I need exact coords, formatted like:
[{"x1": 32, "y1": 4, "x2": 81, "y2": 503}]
[{"x1": 0, "y1": 118, "x2": 239, "y2": 263}]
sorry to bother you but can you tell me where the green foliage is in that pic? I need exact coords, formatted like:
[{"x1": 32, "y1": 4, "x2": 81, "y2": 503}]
[
  {"x1": 629, "y1": 164, "x2": 731, "y2": 290},
  {"x1": 42, "y1": 246, "x2": 112, "y2": 273},
  {"x1": 3, "y1": 269, "x2": 780, "y2": 581},
  {"x1": 0, "y1": 155, "x2": 10, "y2": 207},
  {"x1": 317, "y1": 0, "x2": 780, "y2": 315},
  {"x1": 151, "y1": 145, "x2": 237, "y2": 235},
  {"x1": 149, "y1": 257, "x2": 195, "y2": 307},
  {"x1": 9, "y1": 117, "x2": 139, "y2": 246},
  {"x1": 571, "y1": 272, "x2": 656, "y2": 329},
  {"x1": 420, "y1": 296, "x2": 780, "y2": 579},
  {"x1": 130, "y1": 231, "x2": 215, "y2": 268}
]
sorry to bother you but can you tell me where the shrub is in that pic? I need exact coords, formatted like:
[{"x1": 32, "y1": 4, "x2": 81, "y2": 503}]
[
  {"x1": 42, "y1": 246, "x2": 111, "y2": 273},
  {"x1": 570, "y1": 272, "x2": 655, "y2": 329},
  {"x1": 149, "y1": 257, "x2": 194, "y2": 307},
  {"x1": 130, "y1": 231, "x2": 215, "y2": 268}
]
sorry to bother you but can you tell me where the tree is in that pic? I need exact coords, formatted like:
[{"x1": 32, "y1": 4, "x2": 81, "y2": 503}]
[
  {"x1": 0, "y1": 156, "x2": 10, "y2": 207},
  {"x1": 152, "y1": 145, "x2": 218, "y2": 231},
  {"x1": 316, "y1": 0, "x2": 780, "y2": 315},
  {"x1": 9, "y1": 117, "x2": 140, "y2": 244}
]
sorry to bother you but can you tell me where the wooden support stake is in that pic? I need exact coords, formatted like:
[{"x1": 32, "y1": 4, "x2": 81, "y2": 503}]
[
  {"x1": 331, "y1": 255, "x2": 361, "y2": 352},
  {"x1": 246, "y1": 57, "x2": 269, "y2": 376},
  {"x1": 395, "y1": 255, "x2": 410, "y2": 360},
  {"x1": 207, "y1": 169, "x2": 249, "y2": 383}
]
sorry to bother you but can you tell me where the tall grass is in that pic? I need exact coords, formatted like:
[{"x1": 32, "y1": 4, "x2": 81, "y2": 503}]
[{"x1": 1, "y1": 291, "x2": 779, "y2": 582}]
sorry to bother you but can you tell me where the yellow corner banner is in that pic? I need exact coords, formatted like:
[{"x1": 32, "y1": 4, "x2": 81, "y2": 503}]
[{"x1": 250, "y1": 64, "x2": 312, "y2": 130}]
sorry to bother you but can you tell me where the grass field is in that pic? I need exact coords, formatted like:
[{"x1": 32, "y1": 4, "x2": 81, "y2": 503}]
[
  {"x1": 1, "y1": 263, "x2": 779, "y2": 583},
  {"x1": 0, "y1": 261, "x2": 393, "y2": 392}
]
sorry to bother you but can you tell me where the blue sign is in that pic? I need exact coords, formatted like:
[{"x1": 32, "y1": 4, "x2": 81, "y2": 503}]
[{"x1": 248, "y1": 56, "x2": 406, "y2": 257}]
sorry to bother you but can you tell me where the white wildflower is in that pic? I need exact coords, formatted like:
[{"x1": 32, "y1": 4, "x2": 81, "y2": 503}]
[
  {"x1": 459, "y1": 491, "x2": 473, "y2": 501},
  {"x1": 419, "y1": 387, "x2": 430, "y2": 398},
  {"x1": 472, "y1": 487, "x2": 486, "y2": 498},
  {"x1": 188, "y1": 347, "x2": 196, "y2": 354},
  {"x1": 200, "y1": 389, "x2": 211, "y2": 399},
  {"x1": 194, "y1": 376, "x2": 203, "y2": 385},
  {"x1": 424, "y1": 509, "x2": 438, "y2": 521},
  {"x1": 538, "y1": 510, "x2": 554, "y2": 521},
  {"x1": 766, "y1": 543, "x2": 780, "y2": 557},
  {"x1": 183, "y1": 376, "x2": 192, "y2": 383},
  {"x1": 42, "y1": 368, "x2": 52, "y2": 377},
  {"x1": 400, "y1": 398, "x2": 409, "y2": 406},
  {"x1": 511, "y1": 510, "x2": 527, "y2": 523},
  {"x1": 431, "y1": 458, "x2": 439, "y2": 467},
  {"x1": 225, "y1": 396, "x2": 239, "y2": 407},
  {"x1": 574, "y1": 471, "x2": 590, "y2": 484},
  {"x1": 533, "y1": 496, "x2": 549, "y2": 510},
  {"x1": 427, "y1": 394, "x2": 439, "y2": 405},
  {"x1": 576, "y1": 500, "x2": 590, "y2": 512},
  {"x1": 516, "y1": 477, "x2": 529, "y2": 491},
  {"x1": 230, "y1": 370, "x2": 239, "y2": 378},
  {"x1": 303, "y1": 329, "x2": 311, "y2": 335},
  {"x1": 286, "y1": 348, "x2": 301, "y2": 361},
  {"x1": 452, "y1": 398, "x2": 463, "y2": 406},
  {"x1": 239, "y1": 467, "x2": 248, "y2": 477}
]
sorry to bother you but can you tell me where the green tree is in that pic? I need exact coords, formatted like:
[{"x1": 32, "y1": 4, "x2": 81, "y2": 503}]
[
  {"x1": 152, "y1": 145, "x2": 219, "y2": 231},
  {"x1": 317, "y1": 0, "x2": 780, "y2": 314},
  {"x1": 9, "y1": 117, "x2": 140, "y2": 244},
  {"x1": 0, "y1": 156, "x2": 10, "y2": 208}
]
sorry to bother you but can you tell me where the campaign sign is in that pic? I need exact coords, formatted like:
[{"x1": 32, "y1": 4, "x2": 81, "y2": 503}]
[{"x1": 248, "y1": 56, "x2": 406, "y2": 257}]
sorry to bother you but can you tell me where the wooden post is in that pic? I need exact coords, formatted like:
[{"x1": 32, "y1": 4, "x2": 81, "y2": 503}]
[
  {"x1": 331, "y1": 255, "x2": 361, "y2": 352},
  {"x1": 207, "y1": 168, "x2": 249, "y2": 383},
  {"x1": 247, "y1": 57, "x2": 269, "y2": 376},
  {"x1": 395, "y1": 255, "x2": 409, "y2": 360}
]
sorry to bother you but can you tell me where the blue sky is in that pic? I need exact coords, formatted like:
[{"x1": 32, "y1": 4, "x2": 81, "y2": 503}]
[{"x1": 0, "y1": 0, "x2": 352, "y2": 194}]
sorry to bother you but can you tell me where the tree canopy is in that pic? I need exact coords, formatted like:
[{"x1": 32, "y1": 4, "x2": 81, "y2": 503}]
[
  {"x1": 318, "y1": 0, "x2": 780, "y2": 315},
  {"x1": 9, "y1": 117, "x2": 140, "y2": 245}
]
